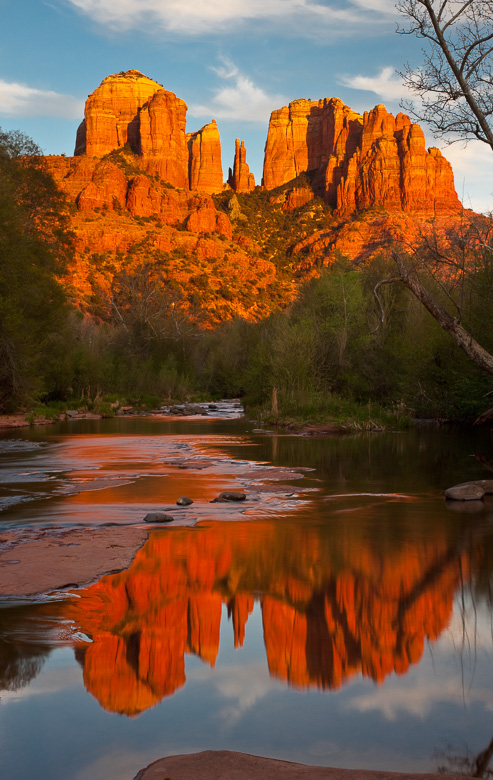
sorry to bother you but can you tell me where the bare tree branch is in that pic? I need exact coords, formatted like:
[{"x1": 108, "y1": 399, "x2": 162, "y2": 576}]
[{"x1": 397, "y1": 0, "x2": 493, "y2": 149}]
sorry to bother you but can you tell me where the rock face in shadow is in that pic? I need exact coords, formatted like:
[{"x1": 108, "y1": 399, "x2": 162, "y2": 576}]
[{"x1": 262, "y1": 97, "x2": 461, "y2": 215}]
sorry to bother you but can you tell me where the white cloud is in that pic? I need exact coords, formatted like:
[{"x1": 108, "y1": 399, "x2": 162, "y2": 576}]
[
  {"x1": 439, "y1": 142, "x2": 493, "y2": 213},
  {"x1": 351, "y1": 0, "x2": 396, "y2": 12},
  {"x1": 66, "y1": 0, "x2": 392, "y2": 36},
  {"x1": 338, "y1": 66, "x2": 411, "y2": 103},
  {"x1": 0, "y1": 79, "x2": 83, "y2": 120},
  {"x1": 189, "y1": 59, "x2": 286, "y2": 123}
]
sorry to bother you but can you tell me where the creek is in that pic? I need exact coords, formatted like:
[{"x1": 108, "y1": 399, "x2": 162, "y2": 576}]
[{"x1": 1, "y1": 415, "x2": 493, "y2": 780}]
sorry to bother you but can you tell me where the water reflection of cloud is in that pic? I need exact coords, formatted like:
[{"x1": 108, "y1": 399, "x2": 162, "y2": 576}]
[
  {"x1": 188, "y1": 662, "x2": 282, "y2": 726},
  {"x1": 70, "y1": 748, "x2": 156, "y2": 780},
  {"x1": 346, "y1": 643, "x2": 493, "y2": 721},
  {"x1": 0, "y1": 654, "x2": 79, "y2": 704}
]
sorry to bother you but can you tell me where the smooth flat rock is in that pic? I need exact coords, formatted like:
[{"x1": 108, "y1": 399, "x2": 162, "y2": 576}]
[
  {"x1": 0, "y1": 525, "x2": 148, "y2": 597},
  {"x1": 444, "y1": 483, "x2": 485, "y2": 501},
  {"x1": 134, "y1": 751, "x2": 475, "y2": 780}
]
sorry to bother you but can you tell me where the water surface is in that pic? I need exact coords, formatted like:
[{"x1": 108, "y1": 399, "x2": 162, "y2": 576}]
[{"x1": 1, "y1": 418, "x2": 493, "y2": 780}]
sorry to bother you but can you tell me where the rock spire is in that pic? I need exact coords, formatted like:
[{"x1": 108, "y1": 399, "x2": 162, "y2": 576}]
[{"x1": 228, "y1": 139, "x2": 255, "y2": 193}]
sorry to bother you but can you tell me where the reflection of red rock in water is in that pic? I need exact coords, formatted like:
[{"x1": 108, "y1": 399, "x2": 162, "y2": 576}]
[
  {"x1": 228, "y1": 594, "x2": 255, "y2": 649},
  {"x1": 65, "y1": 522, "x2": 468, "y2": 715}
]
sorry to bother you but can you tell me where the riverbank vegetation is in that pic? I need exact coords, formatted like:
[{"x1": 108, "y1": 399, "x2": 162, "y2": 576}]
[{"x1": 1, "y1": 128, "x2": 492, "y2": 427}]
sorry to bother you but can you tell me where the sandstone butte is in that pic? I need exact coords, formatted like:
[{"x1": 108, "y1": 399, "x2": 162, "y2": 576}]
[
  {"x1": 50, "y1": 518, "x2": 470, "y2": 717},
  {"x1": 262, "y1": 97, "x2": 461, "y2": 215},
  {"x1": 45, "y1": 71, "x2": 287, "y2": 323},
  {"x1": 43, "y1": 69, "x2": 470, "y2": 322}
]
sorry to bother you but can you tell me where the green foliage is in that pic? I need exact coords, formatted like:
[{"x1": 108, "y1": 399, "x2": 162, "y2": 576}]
[
  {"x1": 213, "y1": 174, "x2": 331, "y2": 274},
  {"x1": 1, "y1": 132, "x2": 491, "y2": 423},
  {"x1": 0, "y1": 128, "x2": 73, "y2": 411}
]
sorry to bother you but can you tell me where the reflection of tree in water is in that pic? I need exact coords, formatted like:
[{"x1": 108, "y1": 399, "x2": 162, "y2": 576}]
[
  {"x1": 435, "y1": 524, "x2": 493, "y2": 780},
  {"x1": 0, "y1": 636, "x2": 48, "y2": 692},
  {"x1": 437, "y1": 735, "x2": 493, "y2": 778}
]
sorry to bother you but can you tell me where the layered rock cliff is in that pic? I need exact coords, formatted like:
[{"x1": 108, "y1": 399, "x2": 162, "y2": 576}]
[
  {"x1": 262, "y1": 97, "x2": 461, "y2": 215},
  {"x1": 75, "y1": 70, "x2": 163, "y2": 157},
  {"x1": 76, "y1": 70, "x2": 189, "y2": 189}
]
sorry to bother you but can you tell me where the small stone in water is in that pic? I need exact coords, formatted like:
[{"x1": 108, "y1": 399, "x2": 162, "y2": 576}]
[
  {"x1": 176, "y1": 496, "x2": 193, "y2": 506},
  {"x1": 211, "y1": 491, "x2": 247, "y2": 503},
  {"x1": 143, "y1": 512, "x2": 174, "y2": 523}
]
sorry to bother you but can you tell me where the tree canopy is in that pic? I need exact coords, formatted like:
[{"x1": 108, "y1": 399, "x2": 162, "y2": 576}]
[{"x1": 0, "y1": 129, "x2": 73, "y2": 410}]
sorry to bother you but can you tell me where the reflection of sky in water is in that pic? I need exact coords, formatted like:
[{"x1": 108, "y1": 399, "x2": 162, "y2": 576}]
[{"x1": 1, "y1": 600, "x2": 493, "y2": 780}]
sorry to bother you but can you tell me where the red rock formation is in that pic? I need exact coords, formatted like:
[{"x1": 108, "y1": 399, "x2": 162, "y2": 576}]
[
  {"x1": 75, "y1": 70, "x2": 196, "y2": 191},
  {"x1": 139, "y1": 88, "x2": 189, "y2": 188},
  {"x1": 76, "y1": 70, "x2": 164, "y2": 158},
  {"x1": 228, "y1": 139, "x2": 255, "y2": 192},
  {"x1": 186, "y1": 194, "x2": 221, "y2": 234},
  {"x1": 76, "y1": 160, "x2": 128, "y2": 212},
  {"x1": 187, "y1": 120, "x2": 223, "y2": 194},
  {"x1": 262, "y1": 97, "x2": 461, "y2": 215}
]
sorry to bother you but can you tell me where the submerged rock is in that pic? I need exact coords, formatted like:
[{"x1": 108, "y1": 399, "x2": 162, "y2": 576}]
[
  {"x1": 444, "y1": 483, "x2": 485, "y2": 501},
  {"x1": 143, "y1": 512, "x2": 174, "y2": 523}
]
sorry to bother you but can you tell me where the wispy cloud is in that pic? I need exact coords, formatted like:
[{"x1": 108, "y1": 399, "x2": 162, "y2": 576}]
[
  {"x1": 338, "y1": 66, "x2": 411, "y2": 103},
  {"x1": 189, "y1": 59, "x2": 286, "y2": 122},
  {"x1": 0, "y1": 79, "x2": 83, "y2": 120},
  {"x1": 66, "y1": 0, "x2": 393, "y2": 36}
]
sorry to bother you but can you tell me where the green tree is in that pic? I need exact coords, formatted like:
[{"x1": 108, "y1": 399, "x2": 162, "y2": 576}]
[{"x1": 0, "y1": 129, "x2": 72, "y2": 410}]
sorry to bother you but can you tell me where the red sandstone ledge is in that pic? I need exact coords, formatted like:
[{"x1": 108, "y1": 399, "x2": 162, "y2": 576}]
[{"x1": 135, "y1": 751, "x2": 474, "y2": 780}]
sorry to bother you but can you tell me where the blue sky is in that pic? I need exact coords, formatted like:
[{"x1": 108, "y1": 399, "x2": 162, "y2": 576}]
[{"x1": 1, "y1": 0, "x2": 492, "y2": 211}]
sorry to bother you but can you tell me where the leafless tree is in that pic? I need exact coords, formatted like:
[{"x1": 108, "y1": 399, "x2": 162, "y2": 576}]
[{"x1": 396, "y1": 0, "x2": 493, "y2": 150}]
